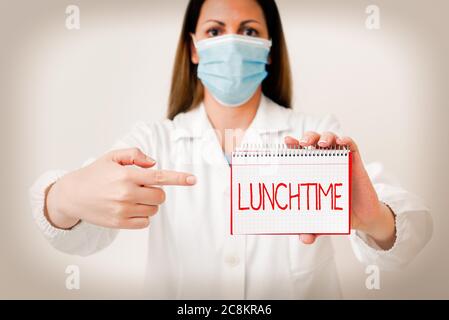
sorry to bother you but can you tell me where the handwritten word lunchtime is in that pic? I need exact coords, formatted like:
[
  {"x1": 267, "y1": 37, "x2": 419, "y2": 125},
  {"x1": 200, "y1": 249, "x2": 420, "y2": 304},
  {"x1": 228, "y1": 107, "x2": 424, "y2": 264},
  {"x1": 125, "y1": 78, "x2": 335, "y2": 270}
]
[{"x1": 238, "y1": 182, "x2": 343, "y2": 212}]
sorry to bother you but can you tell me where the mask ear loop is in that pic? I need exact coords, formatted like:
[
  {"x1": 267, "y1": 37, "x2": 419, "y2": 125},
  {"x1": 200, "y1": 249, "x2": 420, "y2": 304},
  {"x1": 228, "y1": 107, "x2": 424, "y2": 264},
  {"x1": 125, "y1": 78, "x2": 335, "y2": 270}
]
[{"x1": 190, "y1": 33, "x2": 199, "y2": 49}]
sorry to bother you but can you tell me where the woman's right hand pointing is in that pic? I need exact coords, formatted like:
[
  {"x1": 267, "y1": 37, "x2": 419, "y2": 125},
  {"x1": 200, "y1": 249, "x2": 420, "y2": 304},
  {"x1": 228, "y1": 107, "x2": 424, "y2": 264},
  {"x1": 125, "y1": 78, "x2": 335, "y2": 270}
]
[{"x1": 45, "y1": 148, "x2": 196, "y2": 230}]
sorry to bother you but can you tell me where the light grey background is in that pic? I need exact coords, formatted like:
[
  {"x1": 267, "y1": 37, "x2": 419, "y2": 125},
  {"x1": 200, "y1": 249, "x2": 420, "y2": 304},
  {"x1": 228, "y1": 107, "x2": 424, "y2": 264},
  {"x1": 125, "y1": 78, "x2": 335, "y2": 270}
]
[{"x1": 0, "y1": 0, "x2": 448, "y2": 299}]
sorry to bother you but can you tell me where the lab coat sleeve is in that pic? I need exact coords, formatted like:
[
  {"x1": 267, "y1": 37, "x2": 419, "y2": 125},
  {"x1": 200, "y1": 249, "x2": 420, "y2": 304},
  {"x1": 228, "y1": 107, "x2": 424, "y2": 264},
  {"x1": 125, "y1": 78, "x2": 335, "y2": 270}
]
[
  {"x1": 349, "y1": 162, "x2": 433, "y2": 270},
  {"x1": 308, "y1": 114, "x2": 433, "y2": 270},
  {"x1": 29, "y1": 121, "x2": 156, "y2": 257}
]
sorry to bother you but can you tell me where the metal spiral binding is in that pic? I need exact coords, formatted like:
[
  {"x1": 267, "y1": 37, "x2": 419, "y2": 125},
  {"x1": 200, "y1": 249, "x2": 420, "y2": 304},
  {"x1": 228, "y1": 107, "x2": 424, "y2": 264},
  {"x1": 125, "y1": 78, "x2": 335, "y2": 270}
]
[{"x1": 232, "y1": 143, "x2": 350, "y2": 157}]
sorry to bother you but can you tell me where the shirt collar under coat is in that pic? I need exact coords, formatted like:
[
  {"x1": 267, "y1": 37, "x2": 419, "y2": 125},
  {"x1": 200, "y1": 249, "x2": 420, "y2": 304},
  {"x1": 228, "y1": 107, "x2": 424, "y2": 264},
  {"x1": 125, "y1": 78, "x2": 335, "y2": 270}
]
[{"x1": 170, "y1": 95, "x2": 292, "y2": 142}]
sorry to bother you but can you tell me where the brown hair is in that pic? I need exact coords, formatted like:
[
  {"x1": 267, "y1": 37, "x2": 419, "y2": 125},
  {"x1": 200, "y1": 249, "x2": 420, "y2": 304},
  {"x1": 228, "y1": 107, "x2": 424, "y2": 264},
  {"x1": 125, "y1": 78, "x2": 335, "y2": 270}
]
[{"x1": 167, "y1": 0, "x2": 292, "y2": 120}]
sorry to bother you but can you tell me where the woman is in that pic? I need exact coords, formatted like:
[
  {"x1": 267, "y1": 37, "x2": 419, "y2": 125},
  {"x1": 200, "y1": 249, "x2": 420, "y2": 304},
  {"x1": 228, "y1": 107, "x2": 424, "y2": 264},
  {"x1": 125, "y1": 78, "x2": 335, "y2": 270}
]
[{"x1": 30, "y1": 0, "x2": 432, "y2": 299}]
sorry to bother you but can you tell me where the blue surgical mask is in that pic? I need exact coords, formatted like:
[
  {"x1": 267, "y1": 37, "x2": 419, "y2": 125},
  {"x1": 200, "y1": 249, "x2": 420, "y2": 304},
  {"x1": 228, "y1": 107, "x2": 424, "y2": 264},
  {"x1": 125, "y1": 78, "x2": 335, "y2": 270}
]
[{"x1": 193, "y1": 34, "x2": 272, "y2": 107}]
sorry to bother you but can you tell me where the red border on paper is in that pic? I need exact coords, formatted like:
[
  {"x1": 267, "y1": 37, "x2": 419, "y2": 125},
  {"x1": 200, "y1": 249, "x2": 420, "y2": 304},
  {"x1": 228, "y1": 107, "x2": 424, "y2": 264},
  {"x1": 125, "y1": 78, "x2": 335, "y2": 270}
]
[
  {"x1": 230, "y1": 151, "x2": 352, "y2": 236},
  {"x1": 230, "y1": 155, "x2": 234, "y2": 235}
]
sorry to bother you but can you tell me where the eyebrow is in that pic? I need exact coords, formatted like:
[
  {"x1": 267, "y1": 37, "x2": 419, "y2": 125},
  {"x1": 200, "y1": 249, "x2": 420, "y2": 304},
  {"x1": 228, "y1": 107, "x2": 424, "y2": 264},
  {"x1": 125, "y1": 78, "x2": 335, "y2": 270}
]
[{"x1": 203, "y1": 19, "x2": 261, "y2": 27}]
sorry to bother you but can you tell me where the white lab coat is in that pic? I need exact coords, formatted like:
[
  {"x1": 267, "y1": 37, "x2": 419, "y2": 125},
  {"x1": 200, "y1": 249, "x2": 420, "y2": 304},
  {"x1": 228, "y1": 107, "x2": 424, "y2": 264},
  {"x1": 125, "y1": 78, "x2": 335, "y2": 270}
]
[{"x1": 29, "y1": 95, "x2": 432, "y2": 299}]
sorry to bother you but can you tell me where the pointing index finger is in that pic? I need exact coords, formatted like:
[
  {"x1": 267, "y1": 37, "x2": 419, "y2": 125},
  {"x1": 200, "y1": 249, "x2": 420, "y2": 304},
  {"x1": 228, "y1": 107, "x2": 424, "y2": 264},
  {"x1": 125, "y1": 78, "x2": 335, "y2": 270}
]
[{"x1": 132, "y1": 169, "x2": 197, "y2": 186}]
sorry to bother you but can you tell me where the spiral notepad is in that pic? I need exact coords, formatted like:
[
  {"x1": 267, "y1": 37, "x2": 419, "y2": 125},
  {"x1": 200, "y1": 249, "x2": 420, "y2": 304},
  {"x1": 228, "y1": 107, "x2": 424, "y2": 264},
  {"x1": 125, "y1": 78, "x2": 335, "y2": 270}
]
[{"x1": 230, "y1": 144, "x2": 352, "y2": 235}]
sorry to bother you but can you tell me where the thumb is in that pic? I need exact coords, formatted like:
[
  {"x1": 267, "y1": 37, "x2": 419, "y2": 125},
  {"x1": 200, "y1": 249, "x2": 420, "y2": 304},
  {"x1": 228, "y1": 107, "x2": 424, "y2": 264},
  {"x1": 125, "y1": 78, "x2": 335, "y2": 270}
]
[
  {"x1": 107, "y1": 148, "x2": 156, "y2": 168},
  {"x1": 284, "y1": 136, "x2": 300, "y2": 147}
]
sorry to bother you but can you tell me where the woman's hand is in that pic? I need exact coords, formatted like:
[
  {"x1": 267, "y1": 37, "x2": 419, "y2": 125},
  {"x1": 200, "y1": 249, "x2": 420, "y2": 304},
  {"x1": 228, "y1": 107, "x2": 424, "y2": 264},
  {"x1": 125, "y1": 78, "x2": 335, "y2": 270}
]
[
  {"x1": 285, "y1": 133, "x2": 396, "y2": 250},
  {"x1": 45, "y1": 148, "x2": 196, "y2": 230}
]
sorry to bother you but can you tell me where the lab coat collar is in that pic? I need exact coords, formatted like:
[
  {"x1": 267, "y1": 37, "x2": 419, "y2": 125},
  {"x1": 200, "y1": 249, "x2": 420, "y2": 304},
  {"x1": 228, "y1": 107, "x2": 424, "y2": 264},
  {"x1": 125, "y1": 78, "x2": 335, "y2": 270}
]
[{"x1": 171, "y1": 95, "x2": 291, "y2": 141}]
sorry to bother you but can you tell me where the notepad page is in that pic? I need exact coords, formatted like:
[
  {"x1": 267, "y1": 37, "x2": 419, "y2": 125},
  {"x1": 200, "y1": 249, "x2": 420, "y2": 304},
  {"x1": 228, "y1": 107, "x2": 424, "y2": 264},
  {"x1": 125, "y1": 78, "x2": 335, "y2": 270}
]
[{"x1": 231, "y1": 147, "x2": 351, "y2": 235}]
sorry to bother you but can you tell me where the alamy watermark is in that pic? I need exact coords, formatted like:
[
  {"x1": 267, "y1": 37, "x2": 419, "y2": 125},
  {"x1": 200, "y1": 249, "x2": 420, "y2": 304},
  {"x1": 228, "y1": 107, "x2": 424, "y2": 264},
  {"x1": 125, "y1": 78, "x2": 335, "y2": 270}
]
[
  {"x1": 65, "y1": 5, "x2": 80, "y2": 30},
  {"x1": 365, "y1": 264, "x2": 380, "y2": 290},
  {"x1": 365, "y1": 5, "x2": 381, "y2": 30},
  {"x1": 65, "y1": 265, "x2": 80, "y2": 290}
]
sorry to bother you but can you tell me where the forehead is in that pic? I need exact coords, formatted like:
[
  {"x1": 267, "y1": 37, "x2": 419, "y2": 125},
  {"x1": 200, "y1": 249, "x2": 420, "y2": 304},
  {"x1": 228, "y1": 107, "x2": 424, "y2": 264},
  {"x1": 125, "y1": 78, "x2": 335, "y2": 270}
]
[{"x1": 198, "y1": 0, "x2": 266, "y2": 23}]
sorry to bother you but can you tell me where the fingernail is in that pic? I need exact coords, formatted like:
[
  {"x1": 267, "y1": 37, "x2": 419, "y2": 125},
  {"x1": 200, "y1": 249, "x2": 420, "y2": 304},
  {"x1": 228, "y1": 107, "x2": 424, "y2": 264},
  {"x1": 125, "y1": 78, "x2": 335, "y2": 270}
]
[
  {"x1": 299, "y1": 137, "x2": 309, "y2": 143},
  {"x1": 318, "y1": 139, "x2": 327, "y2": 146},
  {"x1": 146, "y1": 156, "x2": 156, "y2": 164},
  {"x1": 186, "y1": 175, "x2": 197, "y2": 185}
]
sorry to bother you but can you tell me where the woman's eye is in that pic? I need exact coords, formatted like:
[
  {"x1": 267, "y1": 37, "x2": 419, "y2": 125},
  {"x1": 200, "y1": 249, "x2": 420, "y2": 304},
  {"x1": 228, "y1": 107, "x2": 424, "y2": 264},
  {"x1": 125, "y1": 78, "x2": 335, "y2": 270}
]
[
  {"x1": 242, "y1": 27, "x2": 259, "y2": 37},
  {"x1": 207, "y1": 28, "x2": 221, "y2": 37}
]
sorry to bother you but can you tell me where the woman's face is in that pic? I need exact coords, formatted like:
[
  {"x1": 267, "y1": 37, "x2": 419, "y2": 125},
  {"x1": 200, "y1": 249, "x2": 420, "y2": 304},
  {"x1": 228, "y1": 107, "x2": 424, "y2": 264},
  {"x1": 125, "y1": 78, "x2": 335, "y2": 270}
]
[{"x1": 191, "y1": 0, "x2": 269, "y2": 64}]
